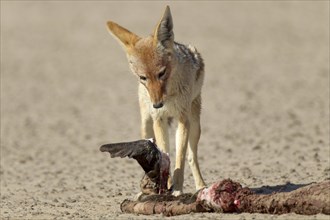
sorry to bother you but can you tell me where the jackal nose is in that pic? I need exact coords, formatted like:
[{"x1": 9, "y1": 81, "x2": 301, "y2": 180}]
[{"x1": 153, "y1": 102, "x2": 164, "y2": 109}]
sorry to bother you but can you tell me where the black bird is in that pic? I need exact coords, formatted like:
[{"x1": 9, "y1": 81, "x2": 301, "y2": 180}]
[{"x1": 100, "y1": 138, "x2": 170, "y2": 194}]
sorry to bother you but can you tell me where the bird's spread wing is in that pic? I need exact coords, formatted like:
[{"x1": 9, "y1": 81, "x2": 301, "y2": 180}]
[{"x1": 100, "y1": 139, "x2": 161, "y2": 174}]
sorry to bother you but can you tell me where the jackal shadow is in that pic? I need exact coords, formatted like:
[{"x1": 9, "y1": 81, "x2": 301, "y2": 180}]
[{"x1": 251, "y1": 182, "x2": 312, "y2": 195}]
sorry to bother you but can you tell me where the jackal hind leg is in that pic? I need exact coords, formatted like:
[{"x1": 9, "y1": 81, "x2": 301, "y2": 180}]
[{"x1": 188, "y1": 95, "x2": 206, "y2": 190}]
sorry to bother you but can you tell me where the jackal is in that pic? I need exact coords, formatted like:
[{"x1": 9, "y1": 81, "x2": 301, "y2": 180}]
[{"x1": 106, "y1": 6, "x2": 206, "y2": 195}]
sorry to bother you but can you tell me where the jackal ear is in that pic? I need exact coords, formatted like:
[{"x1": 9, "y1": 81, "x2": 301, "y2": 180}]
[
  {"x1": 107, "y1": 21, "x2": 140, "y2": 49},
  {"x1": 153, "y1": 6, "x2": 174, "y2": 50}
]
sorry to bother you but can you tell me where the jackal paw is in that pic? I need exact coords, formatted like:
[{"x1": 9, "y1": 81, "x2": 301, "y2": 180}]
[
  {"x1": 133, "y1": 192, "x2": 143, "y2": 201},
  {"x1": 196, "y1": 184, "x2": 207, "y2": 191},
  {"x1": 172, "y1": 190, "x2": 183, "y2": 197}
]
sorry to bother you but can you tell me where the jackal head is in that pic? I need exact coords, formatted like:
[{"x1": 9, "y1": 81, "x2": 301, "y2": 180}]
[{"x1": 107, "y1": 6, "x2": 174, "y2": 109}]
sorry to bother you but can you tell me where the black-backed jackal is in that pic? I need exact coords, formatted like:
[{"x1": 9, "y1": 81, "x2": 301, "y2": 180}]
[{"x1": 107, "y1": 6, "x2": 206, "y2": 195}]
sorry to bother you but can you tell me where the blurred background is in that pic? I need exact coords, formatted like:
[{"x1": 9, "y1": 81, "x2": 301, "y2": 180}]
[{"x1": 1, "y1": 1, "x2": 329, "y2": 219}]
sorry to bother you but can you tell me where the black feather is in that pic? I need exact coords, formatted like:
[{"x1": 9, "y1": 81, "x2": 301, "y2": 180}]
[{"x1": 100, "y1": 139, "x2": 161, "y2": 175}]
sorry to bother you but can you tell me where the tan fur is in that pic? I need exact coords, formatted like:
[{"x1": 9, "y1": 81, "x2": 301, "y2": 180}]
[{"x1": 107, "y1": 6, "x2": 206, "y2": 195}]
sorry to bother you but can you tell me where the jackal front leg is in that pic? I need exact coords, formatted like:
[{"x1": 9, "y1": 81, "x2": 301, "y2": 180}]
[
  {"x1": 153, "y1": 117, "x2": 170, "y2": 153},
  {"x1": 139, "y1": 98, "x2": 154, "y2": 139},
  {"x1": 141, "y1": 113, "x2": 154, "y2": 139},
  {"x1": 172, "y1": 115, "x2": 190, "y2": 196},
  {"x1": 153, "y1": 117, "x2": 170, "y2": 187}
]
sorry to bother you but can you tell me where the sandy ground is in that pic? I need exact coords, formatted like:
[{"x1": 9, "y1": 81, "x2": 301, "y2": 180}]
[{"x1": 1, "y1": 1, "x2": 329, "y2": 219}]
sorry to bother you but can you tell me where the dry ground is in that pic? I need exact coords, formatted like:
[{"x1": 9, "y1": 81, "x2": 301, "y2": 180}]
[{"x1": 1, "y1": 1, "x2": 329, "y2": 219}]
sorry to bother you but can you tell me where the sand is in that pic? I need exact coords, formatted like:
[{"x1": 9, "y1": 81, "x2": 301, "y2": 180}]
[{"x1": 1, "y1": 1, "x2": 329, "y2": 219}]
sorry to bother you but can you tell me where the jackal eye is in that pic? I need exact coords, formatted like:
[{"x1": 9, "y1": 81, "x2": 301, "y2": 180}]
[
  {"x1": 139, "y1": 75, "x2": 147, "y2": 81},
  {"x1": 158, "y1": 68, "x2": 166, "y2": 79}
]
